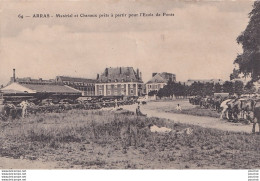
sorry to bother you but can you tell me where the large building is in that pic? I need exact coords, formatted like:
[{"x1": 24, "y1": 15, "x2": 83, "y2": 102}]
[
  {"x1": 146, "y1": 72, "x2": 176, "y2": 94},
  {"x1": 56, "y1": 76, "x2": 96, "y2": 96},
  {"x1": 95, "y1": 67, "x2": 143, "y2": 97}
]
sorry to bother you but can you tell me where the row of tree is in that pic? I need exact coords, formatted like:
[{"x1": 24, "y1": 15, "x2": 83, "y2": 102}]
[{"x1": 151, "y1": 80, "x2": 256, "y2": 98}]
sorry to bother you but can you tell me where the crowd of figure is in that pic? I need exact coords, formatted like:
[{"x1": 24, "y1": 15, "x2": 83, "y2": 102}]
[
  {"x1": 190, "y1": 94, "x2": 260, "y2": 133},
  {"x1": 0, "y1": 98, "x2": 137, "y2": 121}
]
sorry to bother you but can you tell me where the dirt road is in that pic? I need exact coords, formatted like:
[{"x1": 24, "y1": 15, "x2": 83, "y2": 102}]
[
  {"x1": 0, "y1": 157, "x2": 64, "y2": 169},
  {"x1": 122, "y1": 101, "x2": 255, "y2": 133}
]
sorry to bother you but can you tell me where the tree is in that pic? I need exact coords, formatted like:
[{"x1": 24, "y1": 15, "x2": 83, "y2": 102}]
[
  {"x1": 235, "y1": 1, "x2": 260, "y2": 82},
  {"x1": 244, "y1": 81, "x2": 256, "y2": 95},
  {"x1": 230, "y1": 68, "x2": 240, "y2": 80},
  {"x1": 234, "y1": 80, "x2": 244, "y2": 96},
  {"x1": 202, "y1": 82, "x2": 214, "y2": 96},
  {"x1": 223, "y1": 81, "x2": 234, "y2": 94},
  {"x1": 148, "y1": 90, "x2": 157, "y2": 96},
  {"x1": 214, "y1": 83, "x2": 222, "y2": 93}
]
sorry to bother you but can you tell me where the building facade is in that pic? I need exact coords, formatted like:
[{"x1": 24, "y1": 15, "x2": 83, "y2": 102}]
[
  {"x1": 56, "y1": 76, "x2": 96, "y2": 96},
  {"x1": 146, "y1": 72, "x2": 176, "y2": 94},
  {"x1": 95, "y1": 67, "x2": 143, "y2": 97}
]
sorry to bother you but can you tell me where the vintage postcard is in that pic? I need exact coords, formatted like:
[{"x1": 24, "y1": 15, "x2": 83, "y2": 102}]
[{"x1": 0, "y1": 0, "x2": 260, "y2": 174}]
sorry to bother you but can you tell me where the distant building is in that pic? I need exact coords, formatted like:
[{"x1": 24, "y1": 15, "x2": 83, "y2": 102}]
[
  {"x1": 146, "y1": 72, "x2": 176, "y2": 94},
  {"x1": 8, "y1": 69, "x2": 56, "y2": 85},
  {"x1": 56, "y1": 76, "x2": 96, "y2": 96},
  {"x1": 95, "y1": 67, "x2": 143, "y2": 96},
  {"x1": 10, "y1": 77, "x2": 56, "y2": 85},
  {"x1": 185, "y1": 79, "x2": 224, "y2": 86}
]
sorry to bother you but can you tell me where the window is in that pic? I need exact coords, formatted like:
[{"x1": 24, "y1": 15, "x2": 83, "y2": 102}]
[
  {"x1": 99, "y1": 90, "x2": 102, "y2": 95},
  {"x1": 130, "y1": 89, "x2": 134, "y2": 94},
  {"x1": 107, "y1": 90, "x2": 111, "y2": 95},
  {"x1": 149, "y1": 85, "x2": 152, "y2": 89}
]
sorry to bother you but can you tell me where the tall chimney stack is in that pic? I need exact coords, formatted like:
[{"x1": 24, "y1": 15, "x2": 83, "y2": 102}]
[{"x1": 13, "y1": 69, "x2": 16, "y2": 82}]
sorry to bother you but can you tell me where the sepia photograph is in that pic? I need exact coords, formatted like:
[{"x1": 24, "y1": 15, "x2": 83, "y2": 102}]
[{"x1": 0, "y1": 0, "x2": 260, "y2": 173}]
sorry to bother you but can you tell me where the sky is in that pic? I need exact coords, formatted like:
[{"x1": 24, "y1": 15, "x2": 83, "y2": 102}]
[{"x1": 0, "y1": 0, "x2": 254, "y2": 86}]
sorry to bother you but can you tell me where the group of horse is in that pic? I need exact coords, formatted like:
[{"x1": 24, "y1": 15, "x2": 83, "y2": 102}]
[
  {"x1": 189, "y1": 96, "x2": 223, "y2": 112},
  {"x1": 190, "y1": 95, "x2": 260, "y2": 133}
]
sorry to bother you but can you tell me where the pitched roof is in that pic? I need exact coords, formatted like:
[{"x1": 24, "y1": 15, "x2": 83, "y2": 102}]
[
  {"x1": 146, "y1": 73, "x2": 168, "y2": 84},
  {"x1": 57, "y1": 76, "x2": 96, "y2": 83},
  {"x1": 21, "y1": 83, "x2": 81, "y2": 94},
  {"x1": 97, "y1": 67, "x2": 143, "y2": 83}
]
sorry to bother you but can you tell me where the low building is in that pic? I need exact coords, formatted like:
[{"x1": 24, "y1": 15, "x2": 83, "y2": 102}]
[
  {"x1": 146, "y1": 72, "x2": 176, "y2": 94},
  {"x1": 56, "y1": 76, "x2": 96, "y2": 96},
  {"x1": 0, "y1": 82, "x2": 81, "y2": 102},
  {"x1": 185, "y1": 79, "x2": 224, "y2": 86},
  {"x1": 95, "y1": 67, "x2": 143, "y2": 97}
]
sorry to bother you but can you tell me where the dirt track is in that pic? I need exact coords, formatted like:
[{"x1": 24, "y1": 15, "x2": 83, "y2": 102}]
[
  {"x1": 122, "y1": 101, "x2": 256, "y2": 133},
  {"x1": 0, "y1": 157, "x2": 62, "y2": 169}
]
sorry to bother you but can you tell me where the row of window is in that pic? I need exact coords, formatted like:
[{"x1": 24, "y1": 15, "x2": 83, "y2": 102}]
[
  {"x1": 97, "y1": 84, "x2": 137, "y2": 89},
  {"x1": 147, "y1": 84, "x2": 166, "y2": 89},
  {"x1": 77, "y1": 87, "x2": 95, "y2": 91},
  {"x1": 63, "y1": 81, "x2": 94, "y2": 86},
  {"x1": 107, "y1": 78, "x2": 135, "y2": 83},
  {"x1": 99, "y1": 89, "x2": 134, "y2": 96}
]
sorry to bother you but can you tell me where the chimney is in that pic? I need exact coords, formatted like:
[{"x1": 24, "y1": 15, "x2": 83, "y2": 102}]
[
  {"x1": 97, "y1": 74, "x2": 99, "y2": 80},
  {"x1": 137, "y1": 68, "x2": 139, "y2": 79},
  {"x1": 120, "y1": 67, "x2": 122, "y2": 74},
  {"x1": 13, "y1": 69, "x2": 16, "y2": 82},
  {"x1": 105, "y1": 68, "x2": 108, "y2": 77}
]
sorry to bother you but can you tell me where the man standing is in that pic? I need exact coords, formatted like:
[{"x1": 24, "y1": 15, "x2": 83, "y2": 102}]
[{"x1": 20, "y1": 100, "x2": 29, "y2": 118}]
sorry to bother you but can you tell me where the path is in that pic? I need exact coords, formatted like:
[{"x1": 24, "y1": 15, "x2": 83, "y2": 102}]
[{"x1": 122, "y1": 103, "x2": 255, "y2": 133}]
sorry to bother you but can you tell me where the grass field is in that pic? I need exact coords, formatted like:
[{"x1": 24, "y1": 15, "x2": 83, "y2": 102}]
[
  {"x1": 0, "y1": 109, "x2": 259, "y2": 169},
  {"x1": 150, "y1": 99, "x2": 221, "y2": 118},
  {"x1": 167, "y1": 107, "x2": 220, "y2": 118}
]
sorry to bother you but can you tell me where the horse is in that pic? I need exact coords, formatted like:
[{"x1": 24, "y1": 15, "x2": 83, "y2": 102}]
[{"x1": 220, "y1": 99, "x2": 233, "y2": 119}]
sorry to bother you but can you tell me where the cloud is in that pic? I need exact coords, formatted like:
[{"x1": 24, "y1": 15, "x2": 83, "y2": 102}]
[{"x1": 0, "y1": 1, "x2": 253, "y2": 85}]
